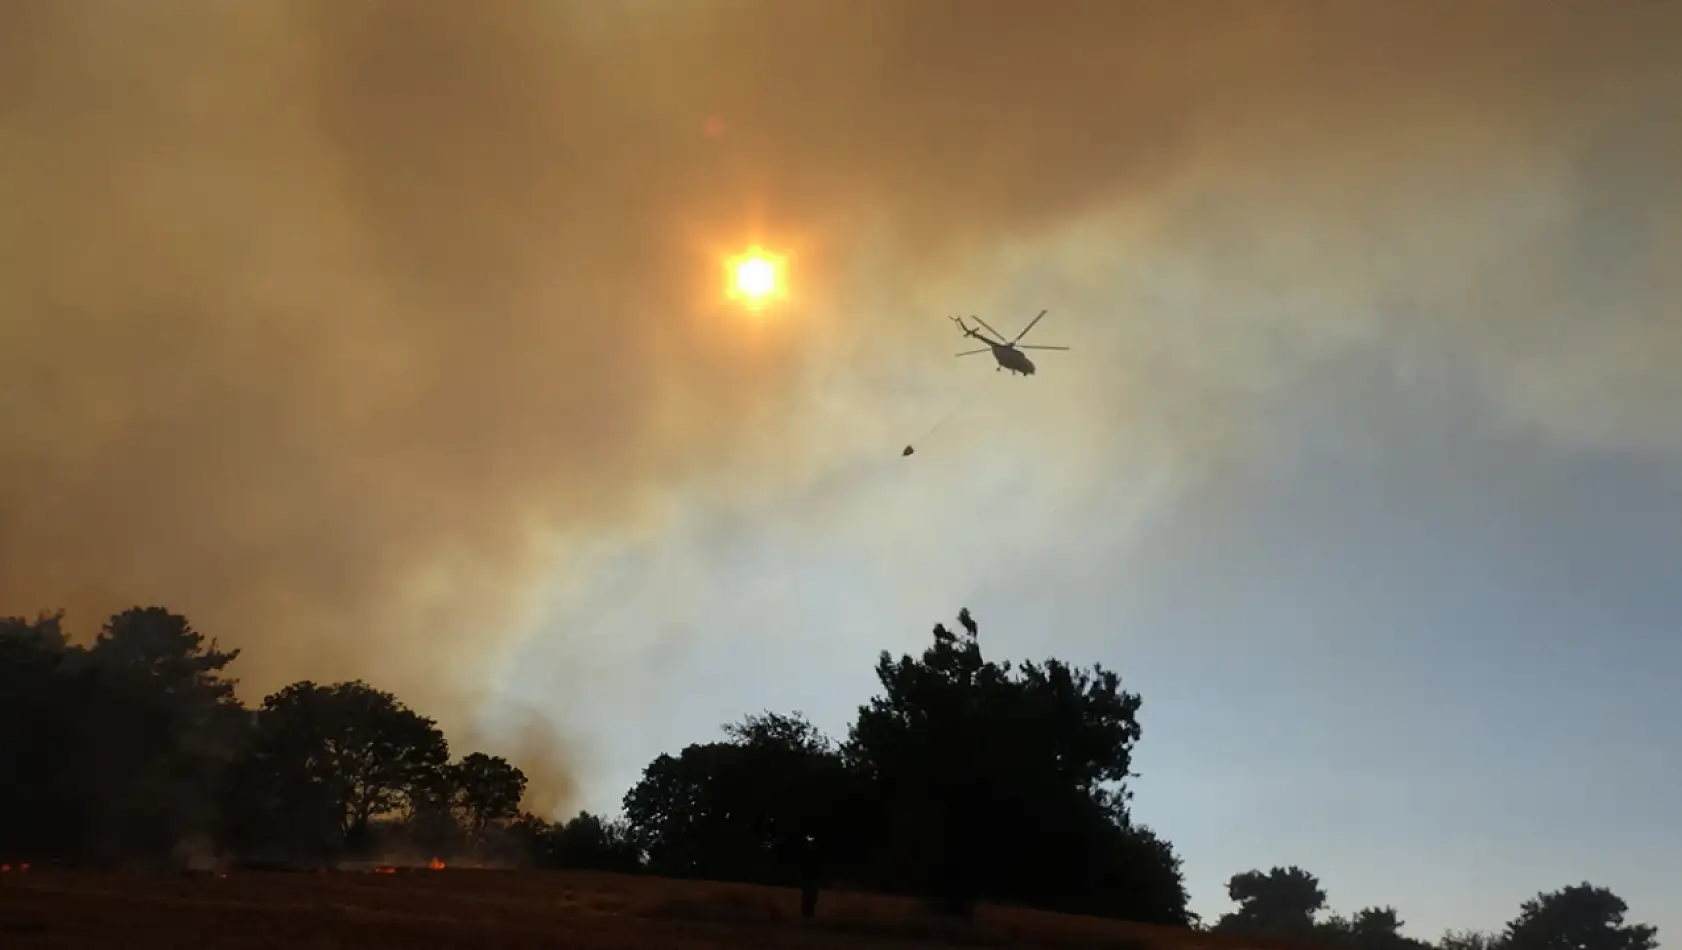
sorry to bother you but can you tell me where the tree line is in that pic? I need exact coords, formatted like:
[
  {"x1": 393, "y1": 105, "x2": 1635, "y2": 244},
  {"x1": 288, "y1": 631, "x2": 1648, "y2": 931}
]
[{"x1": 0, "y1": 605, "x2": 1659, "y2": 950}]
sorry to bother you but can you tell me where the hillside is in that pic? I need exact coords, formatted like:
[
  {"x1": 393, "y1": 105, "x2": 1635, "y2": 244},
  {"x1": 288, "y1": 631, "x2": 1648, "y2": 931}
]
[{"x1": 0, "y1": 866, "x2": 1306, "y2": 950}]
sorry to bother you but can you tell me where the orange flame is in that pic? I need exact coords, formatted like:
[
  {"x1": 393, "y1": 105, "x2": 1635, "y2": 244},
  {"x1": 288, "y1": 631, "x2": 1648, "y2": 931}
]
[
  {"x1": 428, "y1": 857, "x2": 445, "y2": 870},
  {"x1": 373, "y1": 866, "x2": 397, "y2": 875}
]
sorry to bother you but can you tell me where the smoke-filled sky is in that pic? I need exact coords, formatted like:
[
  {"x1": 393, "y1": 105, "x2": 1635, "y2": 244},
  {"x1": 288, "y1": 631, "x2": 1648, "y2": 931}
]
[{"x1": 3, "y1": 0, "x2": 1678, "y2": 937}]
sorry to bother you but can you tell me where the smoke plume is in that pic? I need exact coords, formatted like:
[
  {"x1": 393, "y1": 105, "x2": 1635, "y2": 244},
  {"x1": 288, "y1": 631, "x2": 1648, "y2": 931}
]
[{"x1": 3, "y1": 1, "x2": 1677, "y2": 803}]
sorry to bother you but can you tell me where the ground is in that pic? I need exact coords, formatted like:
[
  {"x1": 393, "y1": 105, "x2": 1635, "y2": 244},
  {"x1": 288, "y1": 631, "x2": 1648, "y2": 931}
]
[{"x1": 0, "y1": 867, "x2": 1288, "y2": 949}]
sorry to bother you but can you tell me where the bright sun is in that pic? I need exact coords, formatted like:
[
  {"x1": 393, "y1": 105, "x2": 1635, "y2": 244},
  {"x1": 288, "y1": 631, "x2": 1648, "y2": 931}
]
[
  {"x1": 735, "y1": 256, "x2": 776, "y2": 298},
  {"x1": 724, "y1": 247, "x2": 786, "y2": 309}
]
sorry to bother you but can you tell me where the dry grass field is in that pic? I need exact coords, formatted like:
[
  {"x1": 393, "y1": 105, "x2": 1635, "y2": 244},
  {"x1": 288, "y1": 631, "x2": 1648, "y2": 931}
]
[{"x1": 0, "y1": 865, "x2": 1298, "y2": 950}]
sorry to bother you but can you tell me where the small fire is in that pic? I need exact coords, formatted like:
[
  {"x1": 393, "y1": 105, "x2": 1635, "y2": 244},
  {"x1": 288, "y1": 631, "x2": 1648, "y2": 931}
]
[
  {"x1": 428, "y1": 857, "x2": 445, "y2": 870},
  {"x1": 373, "y1": 866, "x2": 397, "y2": 875}
]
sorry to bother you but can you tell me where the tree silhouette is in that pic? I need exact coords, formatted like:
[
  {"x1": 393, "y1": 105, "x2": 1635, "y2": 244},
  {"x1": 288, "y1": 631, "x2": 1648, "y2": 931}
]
[
  {"x1": 1321, "y1": 905, "x2": 1435, "y2": 950},
  {"x1": 1, "y1": 607, "x2": 250, "y2": 865},
  {"x1": 622, "y1": 711, "x2": 851, "y2": 897},
  {"x1": 0, "y1": 612, "x2": 81, "y2": 859},
  {"x1": 451, "y1": 752, "x2": 527, "y2": 844},
  {"x1": 845, "y1": 611, "x2": 1004, "y2": 915},
  {"x1": 1501, "y1": 884, "x2": 1657, "y2": 950},
  {"x1": 1439, "y1": 930, "x2": 1503, "y2": 950},
  {"x1": 75, "y1": 607, "x2": 248, "y2": 864},
  {"x1": 538, "y1": 811, "x2": 643, "y2": 872},
  {"x1": 236, "y1": 680, "x2": 449, "y2": 857},
  {"x1": 623, "y1": 740, "x2": 764, "y2": 879},
  {"x1": 720, "y1": 711, "x2": 857, "y2": 917},
  {"x1": 617, "y1": 614, "x2": 1190, "y2": 923},
  {"x1": 845, "y1": 608, "x2": 1187, "y2": 922},
  {"x1": 86, "y1": 606, "x2": 242, "y2": 710},
  {"x1": 1214, "y1": 866, "x2": 1329, "y2": 940},
  {"x1": 1091, "y1": 822, "x2": 1199, "y2": 928}
]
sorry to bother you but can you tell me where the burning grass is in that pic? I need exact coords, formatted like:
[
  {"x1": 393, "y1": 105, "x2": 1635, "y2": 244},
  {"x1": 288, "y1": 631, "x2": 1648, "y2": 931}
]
[{"x1": 0, "y1": 867, "x2": 1306, "y2": 949}]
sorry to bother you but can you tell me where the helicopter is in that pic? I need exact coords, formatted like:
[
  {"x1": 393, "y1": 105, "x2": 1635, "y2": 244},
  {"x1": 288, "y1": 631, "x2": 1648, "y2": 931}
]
[
  {"x1": 950, "y1": 309, "x2": 1069, "y2": 375},
  {"x1": 900, "y1": 309, "x2": 1070, "y2": 457}
]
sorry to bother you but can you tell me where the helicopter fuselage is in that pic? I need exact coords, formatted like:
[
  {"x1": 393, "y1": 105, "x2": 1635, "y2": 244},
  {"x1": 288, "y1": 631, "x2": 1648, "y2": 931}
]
[{"x1": 991, "y1": 344, "x2": 1036, "y2": 375}]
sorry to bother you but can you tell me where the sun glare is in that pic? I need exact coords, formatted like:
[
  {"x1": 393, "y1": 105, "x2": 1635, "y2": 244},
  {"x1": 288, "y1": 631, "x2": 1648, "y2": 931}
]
[
  {"x1": 737, "y1": 257, "x2": 775, "y2": 297},
  {"x1": 724, "y1": 246, "x2": 787, "y2": 310}
]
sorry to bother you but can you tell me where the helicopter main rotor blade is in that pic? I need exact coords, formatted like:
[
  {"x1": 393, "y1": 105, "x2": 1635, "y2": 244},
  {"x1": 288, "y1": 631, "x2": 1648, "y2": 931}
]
[
  {"x1": 1016, "y1": 344, "x2": 1069, "y2": 351},
  {"x1": 1011, "y1": 309, "x2": 1049, "y2": 344},
  {"x1": 954, "y1": 348, "x2": 990, "y2": 357},
  {"x1": 970, "y1": 315, "x2": 1009, "y2": 344}
]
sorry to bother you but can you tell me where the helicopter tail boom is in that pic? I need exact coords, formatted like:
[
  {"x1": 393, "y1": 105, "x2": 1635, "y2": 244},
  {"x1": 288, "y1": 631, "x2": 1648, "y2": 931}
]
[{"x1": 949, "y1": 315, "x2": 1002, "y2": 346}]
